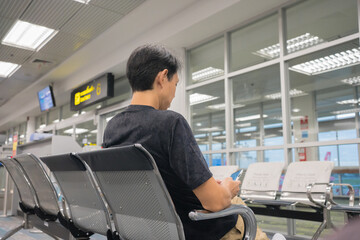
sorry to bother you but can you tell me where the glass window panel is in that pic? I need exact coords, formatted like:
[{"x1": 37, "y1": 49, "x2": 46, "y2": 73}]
[
  {"x1": 340, "y1": 173, "x2": 360, "y2": 197},
  {"x1": 18, "y1": 122, "x2": 27, "y2": 145},
  {"x1": 264, "y1": 149, "x2": 284, "y2": 162},
  {"x1": 48, "y1": 108, "x2": 59, "y2": 124},
  {"x1": 188, "y1": 37, "x2": 224, "y2": 85},
  {"x1": 61, "y1": 104, "x2": 73, "y2": 120},
  {"x1": 189, "y1": 81, "x2": 226, "y2": 150},
  {"x1": 286, "y1": 0, "x2": 358, "y2": 55},
  {"x1": 232, "y1": 64, "x2": 282, "y2": 147},
  {"x1": 56, "y1": 127, "x2": 72, "y2": 136},
  {"x1": 35, "y1": 113, "x2": 46, "y2": 130},
  {"x1": 289, "y1": 40, "x2": 360, "y2": 143},
  {"x1": 75, "y1": 120, "x2": 97, "y2": 147},
  {"x1": 230, "y1": 13, "x2": 278, "y2": 71},
  {"x1": 234, "y1": 151, "x2": 257, "y2": 169},
  {"x1": 105, "y1": 77, "x2": 131, "y2": 106},
  {"x1": 202, "y1": 153, "x2": 226, "y2": 167},
  {"x1": 293, "y1": 145, "x2": 358, "y2": 166}
]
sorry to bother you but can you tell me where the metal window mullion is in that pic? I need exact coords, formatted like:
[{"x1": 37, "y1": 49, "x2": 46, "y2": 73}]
[
  {"x1": 224, "y1": 32, "x2": 233, "y2": 165},
  {"x1": 279, "y1": 7, "x2": 295, "y2": 237},
  {"x1": 259, "y1": 103, "x2": 264, "y2": 162},
  {"x1": 279, "y1": 8, "x2": 291, "y2": 166},
  {"x1": 354, "y1": 86, "x2": 360, "y2": 172}
]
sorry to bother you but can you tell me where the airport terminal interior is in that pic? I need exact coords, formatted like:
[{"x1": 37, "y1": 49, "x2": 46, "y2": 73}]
[{"x1": 1, "y1": 0, "x2": 360, "y2": 239}]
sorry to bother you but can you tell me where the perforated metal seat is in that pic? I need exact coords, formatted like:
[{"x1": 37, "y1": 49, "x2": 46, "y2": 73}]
[
  {"x1": 41, "y1": 153, "x2": 114, "y2": 239},
  {"x1": 76, "y1": 144, "x2": 257, "y2": 240},
  {"x1": 0, "y1": 157, "x2": 72, "y2": 240},
  {"x1": 13, "y1": 154, "x2": 60, "y2": 221}
]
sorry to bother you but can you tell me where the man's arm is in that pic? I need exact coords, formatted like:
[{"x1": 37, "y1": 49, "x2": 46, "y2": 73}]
[{"x1": 193, "y1": 177, "x2": 240, "y2": 212}]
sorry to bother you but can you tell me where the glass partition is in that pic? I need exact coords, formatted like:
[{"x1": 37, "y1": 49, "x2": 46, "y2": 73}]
[
  {"x1": 189, "y1": 81, "x2": 226, "y2": 151},
  {"x1": 286, "y1": 0, "x2": 358, "y2": 55},
  {"x1": 289, "y1": 40, "x2": 360, "y2": 144},
  {"x1": 230, "y1": 13, "x2": 279, "y2": 71},
  {"x1": 188, "y1": 37, "x2": 224, "y2": 85},
  {"x1": 232, "y1": 64, "x2": 282, "y2": 148}
]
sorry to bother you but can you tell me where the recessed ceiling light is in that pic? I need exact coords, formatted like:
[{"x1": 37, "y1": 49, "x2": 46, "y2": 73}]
[
  {"x1": 289, "y1": 48, "x2": 360, "y2": 75},
  {"x1": 73, "y1": 0, "x2": 91, "y2": 4},
  {"x1": 341, "y1": 76, "x2": 360, "y2": 86},
  {"x1": 0, "y1": 61, "x2": 21, "y2": 78},
  {"x1": 2, "y1": 20, "x2": 58, "y2": 51},
  {"x1": 236, "y1": 114, "x2": 268, "y2": 122},
  {"x1": 254, "y1": 33, "x2": 325, "y2": 59},
  {"x1": 265, "y1": 89, "x2": 307, "y2": 100},
  {"x1": 192, "y1": 67, "x2": 224, "y2": 82},
  {"x1": 189, "y1": 93, "x2": 219, "y2": 106},
  {"x1": 64, "y1": 128, "x2": 89, "y2": 134}
]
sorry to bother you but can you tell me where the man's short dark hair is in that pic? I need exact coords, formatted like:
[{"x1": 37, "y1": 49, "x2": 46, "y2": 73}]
[{"x1": 126, "y1": 44, "x2": 180, "y2": 91}]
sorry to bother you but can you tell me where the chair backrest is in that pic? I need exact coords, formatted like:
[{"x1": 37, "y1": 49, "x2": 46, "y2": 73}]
[
  {"x1": 240, "y1": 162, "x2": 284, "y2": 200},
  {"x1": 41, "y1": 153, "x2": 111, "y2": 236},
  {"x1": 209, "y1": 165, "x2": 240, "y2": 181},
  {"x1": 0, "y1": 157, "x2": 36, "y2": 210},
  {"x1": 13, "y1": 154, "x2": 60, "y2": 216},
  {"x1": 280, "y1": 161, "x2": 334, "y2": 204},
  {"x1": 77, "y1": 144, "x2": 186, "y2": 240}
]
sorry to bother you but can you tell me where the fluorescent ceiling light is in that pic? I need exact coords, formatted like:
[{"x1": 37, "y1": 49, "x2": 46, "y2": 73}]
[
  {"x1": 53, "y1": 119, "x2": 60, "y2": 123},
  {"x1": 236, "y1": 123, "x2": 251, "y2": 128},
  {"x1": 236, "y1": 114, "x2": 268, "y2": 122},
  {"x1": 198, "y1": 127, "x2": 223, "y2": 132},
  {"x1": 341, "y1": 76, "x2": 360, "y2": 86},
  {"x1": 90, "y1": 130, "x2": 98, "y2": 134},
  {"x1": 336, "y1": 99, "x2": 359, "y2": 105},
  {"x1": 289, "y1": 48, "x2": 360, "y2": 76},
  {"x1": 336, "y1": 113, "x2": 355, "y2": 120},
  {"x1": 73, "y1": 0, "x2": 91, "y2": 3},
  {"x1": 207, "y1": 103, "x2": 245, "y2": 110},
  {"x1": 192, "y1": 67, "x2": 224, "y2": 82},
  {"x1": 39, "y1": 124, "x2": 46, "y2": 129},
  {"x1": 64, "y1": 128, "x2": 89, "y2": 134},
  {"x1": 254, "y1": 33, "x2": 324, "y2": 59},
  {"x1": 0, "y1": 61, "x2": 21, "y2": 78},
  {"x1": 331, "y1": 108, "x2": 360, "y2": 115},
  {"x1": 292, "y1": 108, "x2": 300, "y2": 112},
  {"x1": 190, "y1": 93, "x2": 219, "y2": 106},
  {"x1": 2, "y1": 20, "x2": 58, "y2": 51},
  {"x1": 265, "y1": 89, "x2": 308, "y2": 100}
]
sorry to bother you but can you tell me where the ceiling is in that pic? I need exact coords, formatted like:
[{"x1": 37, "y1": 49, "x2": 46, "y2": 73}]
[{"x1": 0, "y1": 0, "x2": 145, "y2": 107}]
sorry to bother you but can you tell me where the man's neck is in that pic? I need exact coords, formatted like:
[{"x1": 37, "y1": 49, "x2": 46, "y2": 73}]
[{"x1": 130, "y1": 90, "x2": 160, "y2": 110}]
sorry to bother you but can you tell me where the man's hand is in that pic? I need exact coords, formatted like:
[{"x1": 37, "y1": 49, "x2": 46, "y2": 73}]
[{"x1": 220, "y1": 177, "x2": 240, "y2": 199}]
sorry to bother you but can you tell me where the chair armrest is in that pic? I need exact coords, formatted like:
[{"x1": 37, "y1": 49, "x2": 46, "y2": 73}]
[
  {"x1": 326, "y1": 183, "x2": 355, "y2": 207},
  {"x1": 188, "y1": 204, "x2": 257, "y2": 240},
  {"x1": 306, "y1": 182, "x2": 329, "y2": 208}
]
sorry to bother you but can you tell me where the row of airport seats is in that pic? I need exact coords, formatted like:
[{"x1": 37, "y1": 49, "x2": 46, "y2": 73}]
[
  {"x1": 0, "y1": 144, "x2": 258, "y2": 240},
  {"x1": 210, "y1": 162, "x2": 360, "y2": 240}
]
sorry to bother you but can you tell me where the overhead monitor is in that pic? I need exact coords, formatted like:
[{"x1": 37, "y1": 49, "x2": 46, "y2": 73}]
[{"x1": 37, "y1": 85, "x2": 56, "y2": 112}]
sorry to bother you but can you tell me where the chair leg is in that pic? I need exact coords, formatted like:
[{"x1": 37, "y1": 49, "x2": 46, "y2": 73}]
[
  {"x1": 312, "y1": 220, "x2": 327, "y2": 240},
  {"x1": 0, "y1": 221, "x2": 25, "y2": 240}
]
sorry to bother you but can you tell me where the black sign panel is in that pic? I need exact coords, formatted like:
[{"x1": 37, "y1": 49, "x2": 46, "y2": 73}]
[{"x1": 70, "y1": 73, "x2": 114, "y2": 111}]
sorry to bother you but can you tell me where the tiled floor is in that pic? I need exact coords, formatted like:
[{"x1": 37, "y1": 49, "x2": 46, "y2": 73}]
[{"x1": 0, "y1": 213, "x2": 106, "y2": 240}]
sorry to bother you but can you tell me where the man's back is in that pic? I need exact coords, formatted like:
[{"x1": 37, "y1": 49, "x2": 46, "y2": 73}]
[{"x1": 103, "y1": 105, "x2": 237, "y2": 240}]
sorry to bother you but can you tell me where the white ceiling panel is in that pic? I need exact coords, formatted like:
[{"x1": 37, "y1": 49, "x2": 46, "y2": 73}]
[
  {"x1": 40, "y1": 31, "x2": 89, "y2": 57},
  {"x1": 20, "y1": 0, "x2": 83, "y2": 29},
  {"x1": 90, "y1": 0, "x2": 145, "y2": 15},
  {"x1": 0, "y1": 45, "x2": 34, "y2": 64},
  {"x1": 61, "y1": 4, "x2": 124, "y2": 39},
  {"x1": 0, "y1": 0, "x2": 31, "y2": 19},
  {"x1": 0, "y1": 77, "x2": 31, "y2": 103}
]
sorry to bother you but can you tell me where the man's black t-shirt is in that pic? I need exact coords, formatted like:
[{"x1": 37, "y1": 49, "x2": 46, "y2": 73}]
[{"x1": 102, "y1": 105, "x2": 237, "y2": 240}]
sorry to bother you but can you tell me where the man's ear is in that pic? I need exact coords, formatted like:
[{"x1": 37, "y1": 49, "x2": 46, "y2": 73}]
[{"x1": 156, "y1": 69, "x2": 169, "y2": 88}]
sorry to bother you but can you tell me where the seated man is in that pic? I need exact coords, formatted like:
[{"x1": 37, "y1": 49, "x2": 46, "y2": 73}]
[{"x1": 102, "y1": 44, "x2": 268, "y2": 240}]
